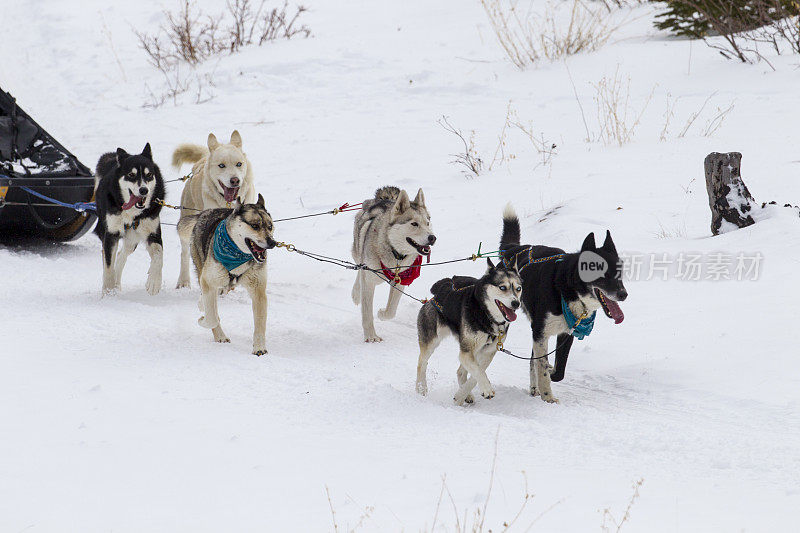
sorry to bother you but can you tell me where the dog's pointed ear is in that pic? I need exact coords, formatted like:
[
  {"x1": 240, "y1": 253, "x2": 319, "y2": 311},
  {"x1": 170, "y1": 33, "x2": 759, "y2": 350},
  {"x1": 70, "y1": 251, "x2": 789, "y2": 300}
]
[
  {"x1": 393, "y1": 189, "x2": 411, "y2": 216},
  {"x1": 207, "y1": 133, "x2": 220, "y2": 151},
  {"x1": 486, "y1": 257, "x2": 495, "y2": 270},
  {"x1": 601, "y1": 230, "x2": 617, "y2": 253},
  {"x1": 231, "y1": 198, "x2": 242, "y2": 214},
  {"x1": 257, "y1": 193, "x2": 265, "y2": 208},
  {"x1": 230, "y1": 130, "x2": 242, "y2": 149},
  {"x1": 581, "y1": 232, "x2": 596, "y2": 251},
  {"x1": 116, "y1": 148, "x2": 129, "y2": 165},
  {"x1": 141, "y1": 143, "x2": 152, "y2": 160},
  {"x1": 504, "y1": 253, "x2": 519, "y2": 275},
  {"x1": 413, "y1": 188, "x2": 425, "y2": 207}
]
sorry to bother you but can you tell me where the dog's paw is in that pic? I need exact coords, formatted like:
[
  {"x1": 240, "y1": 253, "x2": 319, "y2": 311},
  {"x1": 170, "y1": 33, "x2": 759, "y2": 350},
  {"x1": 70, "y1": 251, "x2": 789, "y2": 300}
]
[
  {"x1": 529, "y1": 386, "x2": 540, "y2": 397},
  {"x1": 101, "y1": 287, "x2": 118, "y2": 297},
  {"x1": 540, "y1": 391, "x2": 559, "y2": 404},
  {"x1": 415, "y1": 381, "x2": 428, "y2": 396},
  {"x1": 364, "y1": 335, "x2": 383, "y2": 343},
  {"x1": 198, "y1": 315, "x2": 219, "y2": 329},
  {"x1": 481, "y1": 388, "x2": 495, "y2": 400},
  {"x1": 213, "y1": 329, "x2": 230, "y2": 343},
  {"x1": 377, "y1": 308, "x2": 395, "y2": 321},
  {"x1": 453, "y1": 393, "x2": 474, "y2": 406},
  {"x1": 146, "y1": 276, "x2": 161, "y2": 296},
  {"x1": 175, "y1": 279, "x2": 191, "y2": 289},
  {"x1": 252, "y1": 338, "x2": 267, "y2": 356}
]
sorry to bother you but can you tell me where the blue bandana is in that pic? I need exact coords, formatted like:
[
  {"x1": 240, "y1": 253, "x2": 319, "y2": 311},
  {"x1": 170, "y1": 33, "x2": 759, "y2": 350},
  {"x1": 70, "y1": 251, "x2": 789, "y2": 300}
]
[
  {"x1": 561, "y1": 296, "x2": 596, "y2": 340},
  {"x1": 213, "y1": 219, "x2": 253, "y2": 272}
]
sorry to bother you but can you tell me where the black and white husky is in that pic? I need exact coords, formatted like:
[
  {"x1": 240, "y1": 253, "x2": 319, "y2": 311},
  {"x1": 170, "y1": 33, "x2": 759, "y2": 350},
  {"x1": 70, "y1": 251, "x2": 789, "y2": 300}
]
[
  {"x1": 177, "y1": 195, "x2": 276, "y2": 355},
  {"x1": 93, "y1": 143, "x2": 165, "y2": 296},
  {"x1": 415, "y1": 259, "x2": 522, "y2": 405},
  {"x1": 499, "y1": 205, "x2": 627, "y2": 403}
]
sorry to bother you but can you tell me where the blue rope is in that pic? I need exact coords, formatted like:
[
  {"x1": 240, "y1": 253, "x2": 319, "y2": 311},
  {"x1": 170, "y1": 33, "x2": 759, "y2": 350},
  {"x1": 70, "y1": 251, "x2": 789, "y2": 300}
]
[{"x1": 19, "y1": 186, "x2": 96, "y2": 212}]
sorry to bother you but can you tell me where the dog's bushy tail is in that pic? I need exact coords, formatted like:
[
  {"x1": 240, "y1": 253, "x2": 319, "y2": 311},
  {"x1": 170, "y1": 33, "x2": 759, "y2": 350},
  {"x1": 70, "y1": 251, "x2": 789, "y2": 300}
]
[
  {"x1": 374, "y1": 186, "x2": 401, "y2": 202},
  {"x1": 94, "y1": 152, "x2": 117, "y2": 191},
  {"x1": 500, "y1": 203, "x2": 521, "y2": 253},
  {"x1": 172, "y1": 144, "x2": 208, "y2": 168}
]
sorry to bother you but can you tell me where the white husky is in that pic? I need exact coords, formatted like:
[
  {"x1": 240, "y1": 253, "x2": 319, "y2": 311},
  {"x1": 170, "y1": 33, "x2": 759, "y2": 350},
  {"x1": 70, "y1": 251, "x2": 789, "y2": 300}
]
[{"x1": 172, "y1": 130, "x2": 256, "y2": 288}]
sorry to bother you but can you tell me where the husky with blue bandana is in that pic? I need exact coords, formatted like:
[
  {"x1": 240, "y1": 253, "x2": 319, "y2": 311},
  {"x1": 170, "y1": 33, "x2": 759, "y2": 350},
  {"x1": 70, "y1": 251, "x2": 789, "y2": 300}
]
[
  {"x1": 177, "y1": 194, "x2": 276, "y2": 355},
  {"x1": 499, "y1": 205, "x2": 628, "y2": 404}
]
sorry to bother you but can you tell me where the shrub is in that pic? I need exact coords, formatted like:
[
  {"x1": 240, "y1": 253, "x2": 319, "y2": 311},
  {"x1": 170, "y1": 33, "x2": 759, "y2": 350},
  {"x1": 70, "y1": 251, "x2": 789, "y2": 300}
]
[
  {"x1": 481, "y1": 0, "x2": 621, "y2": 69},
  {"x1": 136, "y1": 0, "x2": 311, "y2": 70},
  {"x1": 655, "y1": 0, "x2": 798, "y2": 38},
  {"x1": 654, "y1": 1, "x2": 800, "y2": 63}
]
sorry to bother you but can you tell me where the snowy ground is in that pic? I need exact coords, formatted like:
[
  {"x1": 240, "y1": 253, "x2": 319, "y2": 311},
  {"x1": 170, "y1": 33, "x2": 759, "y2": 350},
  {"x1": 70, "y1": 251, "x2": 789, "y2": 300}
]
[{"x1": 2, "y1": 1, "x2": 800, "y2": 531}]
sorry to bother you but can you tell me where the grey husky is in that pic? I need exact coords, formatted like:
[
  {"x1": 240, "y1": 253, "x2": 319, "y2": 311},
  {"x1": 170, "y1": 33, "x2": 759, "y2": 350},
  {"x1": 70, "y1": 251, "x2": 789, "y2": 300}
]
[
  {"x1": 177, "y1": 194, "x2": 276, "y2": 355},
  {"x1": 415, "y1": 259, "x2": 522, "y2": 405},
  {"x1": 351, "y1": 186, "x2": 436, "y2": 342}
]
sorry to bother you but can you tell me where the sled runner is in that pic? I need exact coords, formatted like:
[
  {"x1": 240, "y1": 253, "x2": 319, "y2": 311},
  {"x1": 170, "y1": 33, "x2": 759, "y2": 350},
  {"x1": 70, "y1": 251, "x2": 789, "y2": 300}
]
[{"x1": 0, "y1": 86, "x2": 96, "y2": 241}]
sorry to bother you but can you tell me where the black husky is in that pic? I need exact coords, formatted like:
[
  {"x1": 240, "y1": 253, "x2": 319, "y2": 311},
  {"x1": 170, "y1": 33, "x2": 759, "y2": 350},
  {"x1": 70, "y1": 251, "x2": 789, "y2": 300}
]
[
  {"x1": 415, "y1": 259, "x2": 522, "y2": 405},
  {"x1": 499, "y1": 205, "x2": 627, "y2": 403},
  {"x1": 93, "y1": 143, "x2": 165, "y2": 295}
]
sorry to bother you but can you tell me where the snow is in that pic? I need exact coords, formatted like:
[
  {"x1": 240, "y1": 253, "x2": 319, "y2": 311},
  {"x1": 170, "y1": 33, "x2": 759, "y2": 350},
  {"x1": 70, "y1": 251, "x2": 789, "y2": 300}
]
[{"x1": 2, "y1": 1, "x2": 800, "y2": 531}]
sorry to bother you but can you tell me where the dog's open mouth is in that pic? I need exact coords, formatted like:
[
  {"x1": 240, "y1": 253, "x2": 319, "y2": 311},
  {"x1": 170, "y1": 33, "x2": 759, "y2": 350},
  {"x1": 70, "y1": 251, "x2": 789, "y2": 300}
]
[
  {"x1": 219, "y1": 181, "x2": 240, "y2": 203},
  {"x1": 122, "y1": 193, "x2": 145, "y2": 210},
  {"x1": 246, "y1": 238, "x2": 267, "y2": 263},
  {"x1": 495, "y1": 299, "x2": 517, "y2": 322},
  {"x1": 406, "y1": 237, "x2": 431, "y2": 256},
  {"x1": 595, "y1": 288, "x2": 624, "y2": 324}
]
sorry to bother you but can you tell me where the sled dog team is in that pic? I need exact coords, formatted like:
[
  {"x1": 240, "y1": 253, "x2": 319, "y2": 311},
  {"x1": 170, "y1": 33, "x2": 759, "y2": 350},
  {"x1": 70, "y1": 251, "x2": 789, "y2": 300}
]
[{"x1": 92, "y1": 131, "x2": 628, "y2": 405}]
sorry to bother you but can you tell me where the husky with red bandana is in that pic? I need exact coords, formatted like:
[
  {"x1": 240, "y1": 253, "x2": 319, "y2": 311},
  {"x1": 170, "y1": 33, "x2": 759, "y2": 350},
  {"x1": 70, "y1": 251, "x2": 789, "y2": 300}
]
[
  {"x1": 351, "y1": 186, "x2": 436, "y2": 342},
  {"x1": 93, "y1": 143, "x2": 165, "y2": 296}
]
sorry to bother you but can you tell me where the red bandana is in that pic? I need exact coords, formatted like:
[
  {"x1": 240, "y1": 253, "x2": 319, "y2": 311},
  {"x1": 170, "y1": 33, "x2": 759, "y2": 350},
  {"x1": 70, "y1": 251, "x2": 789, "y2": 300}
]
[{"x1": 380, "y1": 255, "x2": 424, "y2": 286}]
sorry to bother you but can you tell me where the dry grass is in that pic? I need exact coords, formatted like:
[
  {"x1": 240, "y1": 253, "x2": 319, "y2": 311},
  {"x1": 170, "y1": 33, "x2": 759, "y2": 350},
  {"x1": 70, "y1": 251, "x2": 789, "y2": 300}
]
[
  {"x1": 439, "y1": 116, "x2": 484, "y2": 178},
  {"x1": 324, "y1": 438, "x2": 644, "y2": 532},
  {"x1": 481, "y1": 0, "x2": 622, "y2": 69},
  {"x1": 135, "y1": 0, "x2": 310, "y2": 69},
  {"x1": 659, "y1": 92, "x2": 735, "y2": 140},
  {"x1": 490, "y1": 101, "x2": 558, "y2": 174},
  {"x1": 592, "y1": 68, "x2": 654, "y2": 147},
  {"x1": 134, "y1": 0, "x2": 308, "y2": 107},
  {"x1": 142, "y1": 64, "x2": 217, "y2": 109},
  {"x1": 423, "y1": 430, "x2": 556, "y2": 532},
  {"x1": 489, "y1": 101, "x2": 516, "y2": 170},
  {"x1": 600, "y1": 478, "x2": 644, "y2": 532}
]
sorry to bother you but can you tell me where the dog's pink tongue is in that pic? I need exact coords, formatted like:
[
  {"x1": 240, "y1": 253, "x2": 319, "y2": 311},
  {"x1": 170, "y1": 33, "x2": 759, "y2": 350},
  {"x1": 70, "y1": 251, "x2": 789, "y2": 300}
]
[
  {"x1": 121, "y1": 195, "x2": 141, "y2": 210},
  {"x1": 223, "y1": 186, "x2": 239, "y2": 203},
  {"x1": 499, "y1": 301, "x2": 517, "y2": 322},
  {"x1": 606, "y1": 299, "x2": 624, "y2": 324}
]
